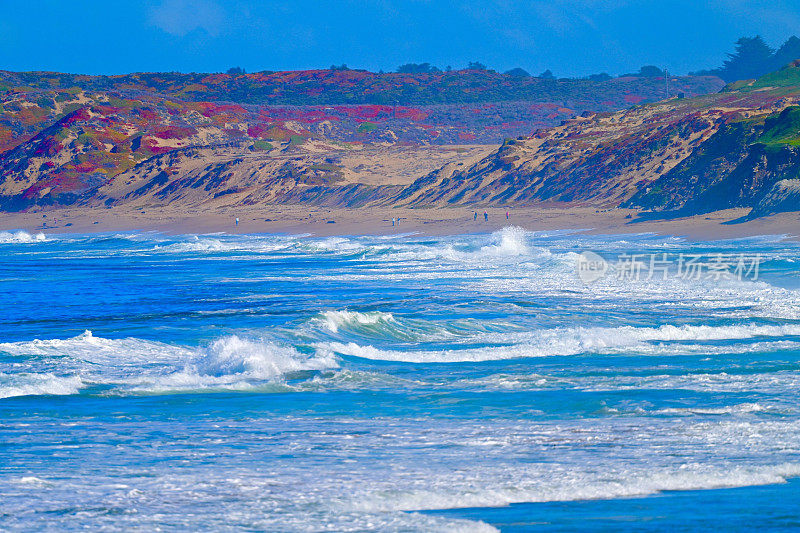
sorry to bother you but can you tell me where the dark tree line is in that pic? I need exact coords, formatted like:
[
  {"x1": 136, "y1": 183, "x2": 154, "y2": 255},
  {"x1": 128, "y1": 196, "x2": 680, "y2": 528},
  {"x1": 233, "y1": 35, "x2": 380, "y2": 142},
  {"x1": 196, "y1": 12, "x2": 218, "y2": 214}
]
[{"x1": 693, "y1": 35, "x2": 800, "y2": 82}]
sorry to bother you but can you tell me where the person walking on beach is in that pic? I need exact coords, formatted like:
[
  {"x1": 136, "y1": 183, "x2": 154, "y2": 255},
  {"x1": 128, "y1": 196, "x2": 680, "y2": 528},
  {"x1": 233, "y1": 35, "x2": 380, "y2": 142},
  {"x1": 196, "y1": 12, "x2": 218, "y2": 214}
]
[
  {"x1": 473, "y1": 211, "x2": 477, "y2": 221},
  {"x1": 506, "y1": 211, "x2": 509, "y2": 220},
  {"x1": 392, "y1": 217, "x2": 396, "y2": 227},
  {"x1": 235, "y1": 217, "x2": 239, "y2": 226},
  {"x1": 484, "y1": 211, "x2": 488, "y2": 222}
]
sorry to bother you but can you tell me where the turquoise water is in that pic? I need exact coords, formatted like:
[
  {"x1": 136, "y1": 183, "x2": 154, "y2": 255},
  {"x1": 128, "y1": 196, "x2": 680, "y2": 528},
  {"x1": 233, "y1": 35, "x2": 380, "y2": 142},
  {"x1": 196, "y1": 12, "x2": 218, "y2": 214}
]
[{"x1": 1, "y1": 227, "x2": 800, "y2": 531}]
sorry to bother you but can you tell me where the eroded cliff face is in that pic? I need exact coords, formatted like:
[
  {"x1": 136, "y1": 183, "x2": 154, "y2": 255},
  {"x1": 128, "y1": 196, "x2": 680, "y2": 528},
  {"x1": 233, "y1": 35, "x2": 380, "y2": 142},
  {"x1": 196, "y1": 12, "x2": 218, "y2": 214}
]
[
  {"x1": 90, "y1": 143, "x2": 494, "y2": 211},
  {"x1": 404, "y1": 97, "x2": 796, "y2": 210},
  {"x1": 395, "y1": 105, "x2": 722, "y2": 207},
  {"x1": 395, "y1": 67, "x2": 800, "y2": 219},
  {"x1": 625, "y1": 106, "x2": 800, "y2": 216}
]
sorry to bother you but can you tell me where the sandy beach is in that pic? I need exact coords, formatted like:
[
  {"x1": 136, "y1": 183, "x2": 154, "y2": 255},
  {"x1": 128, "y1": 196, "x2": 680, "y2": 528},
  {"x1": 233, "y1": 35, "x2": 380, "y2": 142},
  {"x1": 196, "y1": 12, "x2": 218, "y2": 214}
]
[{"x1": 1, "y1": 204, "x2": 797, "y2": 241}]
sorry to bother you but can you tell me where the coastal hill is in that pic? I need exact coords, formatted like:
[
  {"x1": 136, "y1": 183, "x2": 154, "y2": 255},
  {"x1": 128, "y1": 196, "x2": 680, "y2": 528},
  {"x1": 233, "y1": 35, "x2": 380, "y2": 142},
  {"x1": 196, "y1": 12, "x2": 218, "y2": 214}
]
[
  {"x1": 0, "y1": 67, "x2": 720, "y2": 210},
  {"x1": 3, "y1": 62, "x2": 800, "y2": 221},
  {"x1": 396, "y1": 63, "x2": 800, "y2": 220}
]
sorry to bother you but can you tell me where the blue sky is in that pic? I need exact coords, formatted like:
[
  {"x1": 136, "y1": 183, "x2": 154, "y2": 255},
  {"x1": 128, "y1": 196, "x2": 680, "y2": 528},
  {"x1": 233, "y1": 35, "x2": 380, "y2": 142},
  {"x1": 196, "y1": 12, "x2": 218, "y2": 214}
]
[{"x1": 1, "y1": 0, "x2": 799, "y2": 76}]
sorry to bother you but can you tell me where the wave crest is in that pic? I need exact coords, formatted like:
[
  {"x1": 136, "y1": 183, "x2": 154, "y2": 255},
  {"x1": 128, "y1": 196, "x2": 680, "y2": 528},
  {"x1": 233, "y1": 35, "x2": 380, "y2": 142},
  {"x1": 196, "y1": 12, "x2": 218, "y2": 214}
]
[
  {"x1": 0, "y1": 230, "x2": 47, "y2": 244},
  {"x1": 321, "y1": 322, "x2": 800, "y2": 363},
  {"x1": 316, "y1": 310, "x2": 396, "y2": 334},
  {"x1": 0, "y1": 331, "x2": 338, "y2": 396},
  {"x1": 195, "y1": 335, "x2": 337, "y2": 380}
]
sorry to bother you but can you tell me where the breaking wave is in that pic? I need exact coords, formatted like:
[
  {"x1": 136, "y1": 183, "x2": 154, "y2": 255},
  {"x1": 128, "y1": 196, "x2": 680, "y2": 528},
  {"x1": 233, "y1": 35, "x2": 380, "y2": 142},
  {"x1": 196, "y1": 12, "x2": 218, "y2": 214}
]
[
  {"x1": 0, "y1": 331, "x2": 338, "y2": 397},
  {"x1": 0, "y1": 230, "x2": 47, "y2": 244},
  {"x1": 316, "y1": 310, "x2": 397, "y2": 334},
  {"x1": 321, "y1": 322, "x2": 800, "y2": 363}
]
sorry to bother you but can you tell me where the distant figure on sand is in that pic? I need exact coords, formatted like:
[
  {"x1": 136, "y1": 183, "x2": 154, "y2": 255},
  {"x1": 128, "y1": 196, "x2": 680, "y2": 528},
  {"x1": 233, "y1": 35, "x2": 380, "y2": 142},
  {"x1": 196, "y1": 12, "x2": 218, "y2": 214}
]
[
  {"x1": 473, "y1": 212, "x2": 477, "y2": 221},
  {"x1": 484, "y1": 211, "x2": 488, "y2": 222},
  {"x1": 392, "y1": 217, "x2": 396, "y2": 226},
  {"x1": 235, "y1": 217, "x2": 239, "y2": 226},
  {"x1": 506, "y1": 211, "x2": 509, "y2": 220}
]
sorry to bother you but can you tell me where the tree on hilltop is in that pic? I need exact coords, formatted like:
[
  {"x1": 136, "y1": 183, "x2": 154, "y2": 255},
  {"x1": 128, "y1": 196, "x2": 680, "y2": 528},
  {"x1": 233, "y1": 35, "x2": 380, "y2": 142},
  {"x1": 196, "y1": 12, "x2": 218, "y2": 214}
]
[
  {"x1": 226, "y1": 66, "x2": 245, "y2": 76},
  {"x1": 620, "y1": 65, "x2": 665, "y2": 78},
  {"x1": 396, "y1": 63, "x2": 441, "y2": 74},
  {"x1": 504, "y1": 67, "x2": 531, "y2": 77},
  {"x1": 638, "y1": 65, "x2": 665, "y2": 77},
  {"x1": 586, "y1": 72, "x2": 611, "y2": 81},
  {"x1": 772, "y1": 35, "x2": 800, "y2": 69},
  {"x1": 717, "y1": 36, "x2": 774, "y2": 82},
  {"x1": 538, "y1": 69, "x2": 555, "y2": 79},
  {"x1": 467, "y1": 61, "x2": 488, "y2": 70}
]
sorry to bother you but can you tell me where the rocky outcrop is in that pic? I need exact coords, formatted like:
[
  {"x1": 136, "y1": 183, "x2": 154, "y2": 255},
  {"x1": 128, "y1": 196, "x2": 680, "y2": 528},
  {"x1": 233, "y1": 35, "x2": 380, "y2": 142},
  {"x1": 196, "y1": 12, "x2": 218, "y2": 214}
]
[{"x1": 743, "y1": 179, "x2": 800, "y2": 220}]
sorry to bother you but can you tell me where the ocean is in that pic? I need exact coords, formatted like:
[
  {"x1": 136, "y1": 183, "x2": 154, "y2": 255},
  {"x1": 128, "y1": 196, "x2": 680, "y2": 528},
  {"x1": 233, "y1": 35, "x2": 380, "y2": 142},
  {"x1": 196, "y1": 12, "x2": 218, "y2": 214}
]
[{"x1": 1, "y1": 227, "x2": 799, "y2": 531}]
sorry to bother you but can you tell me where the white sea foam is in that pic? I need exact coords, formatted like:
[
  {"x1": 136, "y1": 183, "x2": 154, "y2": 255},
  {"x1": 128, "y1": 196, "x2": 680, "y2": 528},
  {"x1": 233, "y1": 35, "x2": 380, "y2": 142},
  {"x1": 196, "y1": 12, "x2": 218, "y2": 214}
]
[
  {"x1": 302, "y1": 236, "x2": 365, "y2": 253},
  {"x1": 0, "y1": 230, "x2": 46, "y2": 244},
  {"x1": 154, "y1": 235, "x2": 295, "y2": 254},
  {"x1": 655, "y1": 403, "x2": 779, "y2": 416},
  {"x1": 162, "y1": 237, "x2": 230, "y2": 253},
  {"x1": 17, "y1": 476, "x2": 53, "y2": 486},
  {"x1": 0, "y1": 330, "x2": 194, "y2": 365},
  {"x1": 480, "y1": 226, "x2": 531, "y2": 256},
  {"x1": 321, "y1": 322, "x2": 800, "y2": 363},
  {"x1": 349, "y1": 462, "x2": 800, "y2": 512},
  {"x1": 0, "y1": 373, "x2": 84, "y2": 399},
  {"x1": 439, "y1": 226, "x2": 542, "y2": 262}
]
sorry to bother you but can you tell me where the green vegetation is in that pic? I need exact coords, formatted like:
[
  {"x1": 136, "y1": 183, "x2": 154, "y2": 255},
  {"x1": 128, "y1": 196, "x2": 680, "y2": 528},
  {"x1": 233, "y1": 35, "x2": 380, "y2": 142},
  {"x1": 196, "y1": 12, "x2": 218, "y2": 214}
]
[
  {"x1": 357, "y1": 122, "x2": 378, "y2": 133},
  {"x1": 252, "y1": 140, "x2": 273, "y2": 151},
  {"x1": 750, "y1": 63, "x2": 800, "y2": 89},
  {"x1": 36, "y1": 96, "x2": 55, "y2": 109},
  {"x1": 758, "y1": 106, "x2": 800, "y2": 146},
  {"x1": 309, "y1": 163, "x2": 342, "y2": 172}
]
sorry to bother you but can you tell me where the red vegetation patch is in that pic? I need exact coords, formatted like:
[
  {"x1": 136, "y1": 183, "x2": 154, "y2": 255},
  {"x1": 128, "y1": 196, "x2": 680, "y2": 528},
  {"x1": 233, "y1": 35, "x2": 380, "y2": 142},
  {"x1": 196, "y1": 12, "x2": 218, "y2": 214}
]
[
  {"x1": 333, "y1": 105, "x2": 393, "y2": 120},
  {"x1": 74, "y1": 161, "x2": 98, "y2": 173},
  {"x1": 62, "y1": 107, "x2": 91, "y2": 126},
  {"x1": 216, "y1": 104, "x2": 248, "y2": 115},
  {"x1": 137, "y1": 108, "x2": 159, "y2": 121},
  {"x1": 33, "y1": 137, "x2": 63, "y2": 157},
  {"x1": 395, "y1": 107, "x2": 428, "y2": 121},
  {"x1": 92, "y1": 105, "x2": 122, "y2": 116},
  {"x1": 153, "y1": 126, "x2": 197, "y2": 139},
  {"x1": 0, "y1": 128, "x2": 13, "y2": 151},
  {"x1": 141, "y1": 136, "x2": 175, "y2": 155}
]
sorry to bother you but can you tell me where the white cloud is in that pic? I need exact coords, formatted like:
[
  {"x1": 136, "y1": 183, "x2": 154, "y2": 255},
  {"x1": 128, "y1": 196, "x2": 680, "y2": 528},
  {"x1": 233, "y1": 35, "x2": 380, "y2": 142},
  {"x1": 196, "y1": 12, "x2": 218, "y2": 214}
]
[{"x1": 149, "y1": 0, "x2": 225, "y2": 36}]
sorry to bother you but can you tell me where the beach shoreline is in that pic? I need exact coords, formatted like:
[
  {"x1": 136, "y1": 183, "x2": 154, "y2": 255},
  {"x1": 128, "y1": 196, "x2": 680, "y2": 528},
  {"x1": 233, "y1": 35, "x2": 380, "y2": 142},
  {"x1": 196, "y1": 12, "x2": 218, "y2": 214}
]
[{"x1": 1, "y1": 205, "x2": 798, "y2": 241}]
